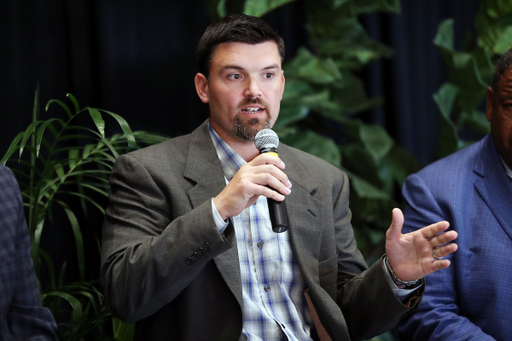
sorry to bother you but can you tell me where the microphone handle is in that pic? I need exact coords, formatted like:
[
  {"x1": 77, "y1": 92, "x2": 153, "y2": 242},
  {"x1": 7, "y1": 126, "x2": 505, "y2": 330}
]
[
  {"x1": 259, "y1": 146, "x2": 290, "y2": 233},
  {"x1": 267, "y1": 197, "x2": 289, "y2": 233}
]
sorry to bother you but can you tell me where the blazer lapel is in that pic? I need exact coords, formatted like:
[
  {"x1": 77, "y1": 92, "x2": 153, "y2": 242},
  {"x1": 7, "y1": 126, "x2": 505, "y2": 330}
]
[
  {"x1": 279, "y1": 146, "x2": 325, "y2": 279},
  {"x1": 474, "y1": 136, "x2": 512, "y2": 242},
  {"x1": 183, "y1": 121, "x2": 243, "y2": 307}
]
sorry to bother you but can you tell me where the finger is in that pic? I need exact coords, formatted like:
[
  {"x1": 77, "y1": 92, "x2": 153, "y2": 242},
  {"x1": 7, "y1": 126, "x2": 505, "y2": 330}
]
[
  {"x1": 429, "y1": 259, "x2": 451, "y2": 271},
  {"x1": 430, "y1": 230, "x2": 458, "y2": 247},
  {"x1": 252, "y1": 173, "x2": 292, "y2": 196},
  {"x1": 432, "y1": 243, "x2": 458, "y2": 259},
  {"x1": 250, "y1": 153, "x2": 286, "y2": 169},
  {"x1": 249, "y1": 163, "x2": 292, "y2": 188},
  {"x1": 386, "y1": 208, "x2": 404, "y2": 241},
  {"x1": 420, "y1": 220, "x2": 451, "y2": 239}
]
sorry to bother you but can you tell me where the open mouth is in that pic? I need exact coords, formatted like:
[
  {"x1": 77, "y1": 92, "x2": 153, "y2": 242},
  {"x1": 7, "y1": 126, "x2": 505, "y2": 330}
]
[{"x1": 241, "y1": 107, "x2": 264, "y2": 113}]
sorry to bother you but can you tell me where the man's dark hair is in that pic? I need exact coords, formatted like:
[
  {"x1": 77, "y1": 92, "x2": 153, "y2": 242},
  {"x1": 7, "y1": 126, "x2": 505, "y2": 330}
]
[
  {"x1": 491, "y1": 47, "x2": 512, "y2": 93},
  {"x1": 196, "y1": 14, "x2": 285, "y2": 78}
]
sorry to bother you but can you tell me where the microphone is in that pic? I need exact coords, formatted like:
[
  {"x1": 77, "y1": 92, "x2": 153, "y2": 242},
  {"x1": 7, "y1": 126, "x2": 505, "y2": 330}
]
[{"x1": 254, "y1": 129, "x2": 290, "y2": 233}]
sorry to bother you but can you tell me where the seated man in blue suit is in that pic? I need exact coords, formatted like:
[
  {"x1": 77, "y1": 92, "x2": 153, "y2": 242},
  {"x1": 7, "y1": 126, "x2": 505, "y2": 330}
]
[
  {"x1": 0, "y1": 164, "x2": 58, "y2": 340},
  {"x1": 397, "y1": 48, "x2": 512, "y2": 340}
]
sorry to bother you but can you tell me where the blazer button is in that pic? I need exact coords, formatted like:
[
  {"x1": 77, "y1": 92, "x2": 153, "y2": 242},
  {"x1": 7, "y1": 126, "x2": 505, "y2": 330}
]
[
  {"x1": 197, "y1": 248, "x2": 205, "y2": 256},
  {"x1": 191, "y1": 252, "x2": 199, "y2": 260},
  {"x1": 203, "y1": 243, "x2": 211, "y2": 251},
  {"x1": 186, "y1": 257, "x2": 193, "y2": 265}
]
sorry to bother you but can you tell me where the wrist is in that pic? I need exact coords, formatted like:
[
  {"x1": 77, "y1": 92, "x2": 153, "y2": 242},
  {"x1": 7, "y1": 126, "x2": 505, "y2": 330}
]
[{"x1": 384, "y1": 255, "x2": 421, "y2": 289}]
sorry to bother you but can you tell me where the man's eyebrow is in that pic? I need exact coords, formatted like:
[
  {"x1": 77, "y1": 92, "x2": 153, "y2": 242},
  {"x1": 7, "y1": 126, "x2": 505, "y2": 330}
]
[
  {"x1": 263, "y1": 64, "x2": 279, "y2": 70},
  {"x1": 220, "y1": 64, "x2": 280, "y2": 72},
  {"x1": 221, "y1": 65, "x2": 245, "y2": 71}
]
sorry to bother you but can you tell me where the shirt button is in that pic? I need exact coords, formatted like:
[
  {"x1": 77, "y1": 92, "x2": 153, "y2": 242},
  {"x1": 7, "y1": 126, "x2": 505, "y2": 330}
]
[
  {"x1": 264, "y1": 285, "x2": 271, "y2": 292},
  {"x1": 257, "y1": 241, "x2": 263, "y2": 248}
]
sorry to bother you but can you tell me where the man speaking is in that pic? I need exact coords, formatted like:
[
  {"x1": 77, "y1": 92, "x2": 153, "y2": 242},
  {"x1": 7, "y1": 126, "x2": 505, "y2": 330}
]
[{"x1": 100, "y1": 14, "x2": 457, "y2": 341}]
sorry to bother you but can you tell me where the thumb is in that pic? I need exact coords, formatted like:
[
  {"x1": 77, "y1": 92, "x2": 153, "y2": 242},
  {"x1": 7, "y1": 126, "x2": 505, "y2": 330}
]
[{"x1": 386, "y1": 208, "x2": 404, "y2": 241}]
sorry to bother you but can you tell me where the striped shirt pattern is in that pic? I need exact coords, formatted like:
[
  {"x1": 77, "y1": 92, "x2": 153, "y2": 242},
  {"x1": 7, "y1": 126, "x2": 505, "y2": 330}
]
[{"x1": 208, "y1": 123, "x2": 313, "y2": 341}]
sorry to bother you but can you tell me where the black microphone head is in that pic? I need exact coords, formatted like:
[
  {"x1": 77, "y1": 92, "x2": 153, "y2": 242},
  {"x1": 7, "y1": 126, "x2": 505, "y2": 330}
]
[{"x1": 255, "y1": 129, "x2": 279, "y2": 152}]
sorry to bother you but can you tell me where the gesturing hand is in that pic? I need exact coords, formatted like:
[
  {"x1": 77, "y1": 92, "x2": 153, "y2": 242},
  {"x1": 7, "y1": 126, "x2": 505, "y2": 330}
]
[
  {"x1": 213, "y1": 153, "x2": 292, "y2": 220},
  {"x1": 385, "y1": 208, "x2": 458, "y2": 282}
]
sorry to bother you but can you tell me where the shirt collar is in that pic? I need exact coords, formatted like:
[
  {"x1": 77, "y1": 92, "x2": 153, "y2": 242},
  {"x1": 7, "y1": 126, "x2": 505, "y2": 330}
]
[
  {"x1": 207, "y1": 120, "x2": 246, "y2": 181},
  {"x1": 500, "y1": 156, "x2": 512, "y2": 180}
]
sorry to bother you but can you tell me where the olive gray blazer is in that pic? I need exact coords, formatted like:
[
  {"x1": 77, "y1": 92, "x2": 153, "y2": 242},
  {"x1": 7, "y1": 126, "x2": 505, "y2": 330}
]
[{"x1": 100, "y1": 121, "x2": 421, "y2": 341}]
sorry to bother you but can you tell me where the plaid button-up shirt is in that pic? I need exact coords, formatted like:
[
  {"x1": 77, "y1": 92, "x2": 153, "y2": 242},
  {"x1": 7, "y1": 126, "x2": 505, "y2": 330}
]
[{"x1": 208, "y1": 123, "x2": 313, "y2": 341}]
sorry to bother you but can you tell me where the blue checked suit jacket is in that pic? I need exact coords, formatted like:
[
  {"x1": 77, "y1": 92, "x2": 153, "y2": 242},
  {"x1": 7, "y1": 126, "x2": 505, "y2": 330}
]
[
  {"x1": 0, "y1": 164, "x2": 57, "y2": 340},
  {"x1": 397, "y1": 135, "x2": 512, "y2": 340}
]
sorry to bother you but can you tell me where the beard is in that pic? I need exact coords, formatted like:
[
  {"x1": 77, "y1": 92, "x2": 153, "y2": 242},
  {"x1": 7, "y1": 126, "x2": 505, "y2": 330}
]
[
  {"x1": 233, "y1": 98, "x2": 273, "y2": 142},
  {"x1": 233, "y1": 112, "x2": 272, "y2": 142}
]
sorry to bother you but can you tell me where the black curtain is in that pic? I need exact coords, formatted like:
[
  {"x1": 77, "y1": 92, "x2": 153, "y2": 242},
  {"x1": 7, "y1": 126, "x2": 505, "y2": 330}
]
[
  {"x1": 1, "y1": 1, "x2": 483, "y2": 164},
  {"x1": 0, "y1": 0, "x2": 484, "y2": 281}
]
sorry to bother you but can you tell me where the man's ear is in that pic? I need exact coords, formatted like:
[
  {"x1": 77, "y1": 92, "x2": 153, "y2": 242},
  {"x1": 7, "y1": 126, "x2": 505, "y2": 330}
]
[
  {"x1": 280, "y1": 70, "x2": 285, "y2": 100},
  {"x1": 195, "y1": 73, "x2": 209, "y2": 103},
  {"x1": 486, "y1": 87, "x2": 493, "y2": 122}
]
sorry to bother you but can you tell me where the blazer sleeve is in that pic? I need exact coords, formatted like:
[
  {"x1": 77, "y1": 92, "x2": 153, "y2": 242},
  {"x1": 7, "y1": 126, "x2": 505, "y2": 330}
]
[
  {"x1": 100, "y1": 154, "x2": 235, "y2": 322},
  {"x1": 0, "y1": 165, "x2": 58, "y2": 340},
  {"x1": 333, "y1": 173, "x2": 423, "y2": 340},
  {"x1": 396, "y1": 174, "x2": 495, "y2": 340}
]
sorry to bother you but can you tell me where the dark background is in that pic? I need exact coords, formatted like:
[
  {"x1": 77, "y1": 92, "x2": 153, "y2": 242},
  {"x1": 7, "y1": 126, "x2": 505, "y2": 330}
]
[
  {"x1": 1, "y1": 0, "x2": 482, "y2": 165},
  {"x1": 0, "y1": 0, "x2": 483, "y2": 283}
]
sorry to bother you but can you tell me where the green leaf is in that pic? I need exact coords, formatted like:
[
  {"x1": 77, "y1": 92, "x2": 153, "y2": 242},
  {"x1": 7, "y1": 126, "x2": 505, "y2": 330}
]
[
  {"x1": 433, "y1": 19, "x2": 454, "y2": 50},
  {"x1": 41, "y1": 291, "x2": 83, "y2": 322},
  {"x1": 460, "y1": 110, "x2": 491, "y2": 135},
  {"x1": 66, "y1": 93, "x2": 80, "y2": 113},
  {"x1": 359, "y1": 124, "x2": 393, "y2": 161},
  {"x1": 433, "y1": 82, "x2": 459, "y2": 118},
  {"x1": 382, "y1": 144, "x2": 421, "y2": 186},
  {"x1": 87, "y1": 107, "x2": 105, "y2": 138},
  {"x1": 45, "y1": 99, "x2": 73, "y2": 119},
  {"x1": 280, "y1": 129, "x2": 341, "y2": 168},
  {"x1": 243, "y1": 0, "x2": 296, "y2": 17},
  {"x1": 18, "y1": 120, "x2": 43, "y2": 161},
  {"x1": 343, "y1": 168, "x2": 390, "y2": 200},
  {"x1": 68, "y1": 148, "x2": 80, "y2": 170},
  {"x1": 434, "y1": 82, "x2": 459, "y2": 158},
  {"x1": 100, "y1": 109, "x2": 137, "y2": 150},
  {"x1": 1, "y1": 131, "x2": 24, "y2": 164},
  {"x1": 113, "y1": 317, "x2": 136, "y2": 341},
  {"x1": 31, "y1": 216, "x2": 46, "y2": 266},
  {"x1": 352, "y1": 0, "x2": 401, "y2": 15},
  {"x1": 285, "y1": 48, "x2": 341, "y2": 84},
  {"x1": 57, "y1": 200, "x2": 86, "y2": 281},
  {"x1": 35, "y1": 119, "x2": 66, "y2": 157}
]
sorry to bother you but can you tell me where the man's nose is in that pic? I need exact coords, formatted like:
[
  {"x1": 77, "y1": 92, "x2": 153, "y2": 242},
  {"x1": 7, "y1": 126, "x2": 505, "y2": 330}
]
[{"x1": 244, "y1": 78, "x2": 262, "y2": 98}]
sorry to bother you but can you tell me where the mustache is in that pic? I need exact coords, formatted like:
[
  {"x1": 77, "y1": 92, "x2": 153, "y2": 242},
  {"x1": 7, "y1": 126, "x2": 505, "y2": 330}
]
[{"x1": 238, "y1": 97, "x2": 269, "y2": 109}]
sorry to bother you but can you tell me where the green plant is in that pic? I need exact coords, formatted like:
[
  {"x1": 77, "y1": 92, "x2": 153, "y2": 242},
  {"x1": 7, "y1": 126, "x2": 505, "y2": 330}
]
[
  {"x1": 2, "y1": 90, "x2": 167, "y2": 340},
  {"x1": 433, "y1": 0, "x2": 512, "y2": 155}
]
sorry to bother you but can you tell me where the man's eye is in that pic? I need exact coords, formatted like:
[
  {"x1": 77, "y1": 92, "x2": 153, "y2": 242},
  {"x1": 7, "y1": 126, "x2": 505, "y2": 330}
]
[
  {"x1": 228, "y1": 74, "x2": 242, "y2": 80},
  {"x1": 263, "y1": 72, "x2": 274, "y2": 79}
]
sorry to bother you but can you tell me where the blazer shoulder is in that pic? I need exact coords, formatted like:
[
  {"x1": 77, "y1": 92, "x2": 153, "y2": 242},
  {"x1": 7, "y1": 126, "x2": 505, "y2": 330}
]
[
  {"x1": 127, "y1": 133, "x2": 192, "y2": 161},
  {"x1": 415, "y1": 136, "x2": 488, "y2": 181}
]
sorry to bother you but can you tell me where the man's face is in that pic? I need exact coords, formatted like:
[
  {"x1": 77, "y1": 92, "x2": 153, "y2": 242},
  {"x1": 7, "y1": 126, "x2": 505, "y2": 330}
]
[
  {"x1": 195, "y1": 41, "x2": 285, "y2": 143},
  {"x1": 486, "y1": 66, "x2": 512, "y2": 169}
]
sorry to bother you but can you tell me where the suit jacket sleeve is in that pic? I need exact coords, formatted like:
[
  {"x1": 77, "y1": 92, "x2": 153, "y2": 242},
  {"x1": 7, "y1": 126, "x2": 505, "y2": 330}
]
[
  {"x1": 0, "y1": 165, "x2": 58, "y2": 340},
  {"x1": 332, "y1": 173, "x2": 422, "y2": 340},
  {"x1": 396, "y1": 174, "x2": 494, "y2": 340},
  {"x1": 100, "y1": 153, "x2": 235, "y2": 322}
]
